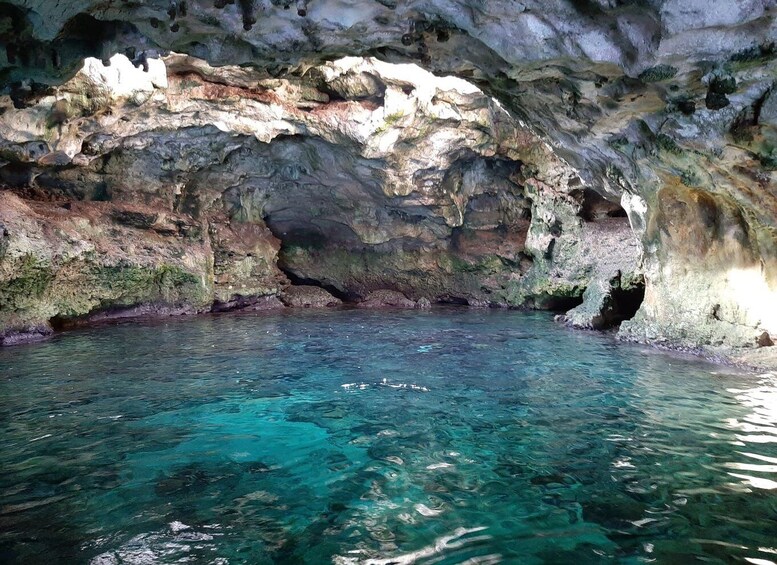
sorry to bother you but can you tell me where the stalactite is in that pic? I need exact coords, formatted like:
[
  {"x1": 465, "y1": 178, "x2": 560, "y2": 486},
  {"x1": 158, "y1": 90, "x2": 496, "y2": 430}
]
[
  {"x1": 132, "y1": 51, "x2": 149, "y2": 72},
  {"x1": 239, "y1": 0, "x2": 256, "y2": 30}
]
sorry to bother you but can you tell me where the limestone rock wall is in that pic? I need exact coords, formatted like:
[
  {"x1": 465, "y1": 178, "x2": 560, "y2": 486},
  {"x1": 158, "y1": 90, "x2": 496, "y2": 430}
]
[
  {"x1": 0, "y1": 54, "x2": 637, "y2": 340},
  {"x1": 620, "y1": 182, "x2": 777, "y2": 349},
  {"x1": 0, "y1": 192, "x2": 215, "y2": 343},
  {"x1": 0, "y1": 0, "x2": 775, "y2": 361}
]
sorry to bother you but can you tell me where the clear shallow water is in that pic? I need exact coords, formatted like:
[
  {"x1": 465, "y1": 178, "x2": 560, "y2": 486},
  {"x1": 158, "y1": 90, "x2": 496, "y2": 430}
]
[{"x1": 1, "y1": 310, "x2": 777, "y2": 565}]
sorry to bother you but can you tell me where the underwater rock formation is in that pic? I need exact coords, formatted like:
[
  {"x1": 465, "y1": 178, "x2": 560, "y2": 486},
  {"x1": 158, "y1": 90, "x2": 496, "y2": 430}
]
[{"x1": 0, "y1": 0, "x2": 775, "y2": 365}]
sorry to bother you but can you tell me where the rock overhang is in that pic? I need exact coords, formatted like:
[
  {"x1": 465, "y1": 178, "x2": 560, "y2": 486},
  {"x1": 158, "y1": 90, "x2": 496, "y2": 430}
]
[{"x1": 0, "y1": 0, "x2": 775, "y2": 367}]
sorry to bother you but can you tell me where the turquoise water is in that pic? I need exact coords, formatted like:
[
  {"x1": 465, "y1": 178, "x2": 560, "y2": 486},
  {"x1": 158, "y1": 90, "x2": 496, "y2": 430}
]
[{"x1": 1, "y1": 310, "x2": 776, "y2": 564}]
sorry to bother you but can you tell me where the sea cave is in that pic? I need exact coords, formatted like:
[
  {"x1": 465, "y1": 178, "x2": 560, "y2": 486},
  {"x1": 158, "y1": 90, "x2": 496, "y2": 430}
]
[{"x1": 1, "y1": 1, "x2": 777, "y2": 563}]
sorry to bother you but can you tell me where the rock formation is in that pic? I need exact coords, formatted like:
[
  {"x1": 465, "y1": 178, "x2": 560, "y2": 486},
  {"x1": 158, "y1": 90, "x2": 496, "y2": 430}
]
[{"x1": 0, "y1": 0, "x2": 775, "y2": 367}]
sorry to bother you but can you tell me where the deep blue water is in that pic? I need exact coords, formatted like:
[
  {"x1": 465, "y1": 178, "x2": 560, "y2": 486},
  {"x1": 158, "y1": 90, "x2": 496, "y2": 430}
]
[{"x1": 1, "y1": 309, "x2": 776, "y2": 564}]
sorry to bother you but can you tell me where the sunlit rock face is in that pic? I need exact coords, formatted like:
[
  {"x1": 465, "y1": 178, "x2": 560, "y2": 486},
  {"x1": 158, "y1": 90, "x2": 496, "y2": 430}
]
[
  {"x1": 620, "y1": 182, "x2": 777, "y2": 349},
  {"x1": 0, "y1": 0, "x2": 776, "y2": 361}
]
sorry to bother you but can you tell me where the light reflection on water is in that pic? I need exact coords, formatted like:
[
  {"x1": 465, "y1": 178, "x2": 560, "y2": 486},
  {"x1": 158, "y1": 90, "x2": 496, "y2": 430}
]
[
  {"x1": 726, "y1": 375, "x2": 777, "y2": 491},
  {"x1": 1, "y1": 310, "x2": 776, "y2": 564}
]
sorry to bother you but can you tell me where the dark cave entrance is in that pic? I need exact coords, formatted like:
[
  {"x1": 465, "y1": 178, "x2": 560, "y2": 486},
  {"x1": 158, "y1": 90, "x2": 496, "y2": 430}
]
[
  {"x1": 541, "y1": 295, "x2": 586, "y2": 312},
  {"x1": 0, "y1": 52, "x2": 650, "y2": 332},
  {"x1": 610, "y1": 282, "x2": 645, "y2": 325},
  {"x1": 277, "y1": 262, "x2": 356, "y2": 303},
  {"x1": 579, "y1": 188, "x2": 627, "y2": 222},
  {"x1": 590, "y1": 279, "x2": 645, "y2": 331}
]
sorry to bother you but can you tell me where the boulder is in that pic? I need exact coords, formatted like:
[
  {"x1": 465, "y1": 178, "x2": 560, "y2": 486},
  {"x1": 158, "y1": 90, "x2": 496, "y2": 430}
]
[
  {"x1": 357, "y1": 290, "x2": 417, "y2": 309},
  {"x1": 280, "y1": 286, "x2": 342, "y2": 308}
]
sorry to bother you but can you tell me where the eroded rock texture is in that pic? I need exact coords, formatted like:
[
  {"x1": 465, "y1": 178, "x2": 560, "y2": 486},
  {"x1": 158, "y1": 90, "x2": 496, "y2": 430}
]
[
  {"x1": 2, "y1": 55, "x2": 626, "y2": 337},
  {"x1": 0, "y1": 0, "x2": 775, "y2": 364}
]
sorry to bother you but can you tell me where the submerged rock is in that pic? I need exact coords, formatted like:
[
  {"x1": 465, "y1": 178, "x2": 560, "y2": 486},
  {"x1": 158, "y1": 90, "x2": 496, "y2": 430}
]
[
  {"x1": 212, "y1": 295, "x2": 286, "y2": 313},
  {"x1": 0, "y1": 323, "x2": 53, "y2": 346}
]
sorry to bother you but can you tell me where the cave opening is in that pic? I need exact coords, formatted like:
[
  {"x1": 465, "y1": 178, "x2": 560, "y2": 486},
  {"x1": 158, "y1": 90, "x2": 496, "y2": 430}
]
[
  {"x1": 533, "y1": 294, "x2": 585, "y2": 312},
  {"x1": 579, "y1": 188, "x2": 627, "y2": 222},
  {"x1": 0, "y1": 50, "x2": 646, "y2": 332},
  {"x1": 435, "y1": 295, "x2": 471, "y2": 306},
  {"x1": 276, "y1": 254, "x2": 357, "y2": 303},
  {"x1": 7, "y1": 3, "x2": 777, "y2": 562},
  {"x1": 48, "y1": 314, "x2": 72, "y2": 331},
  {"x1": 611, "y1": 282, "x2": 645, "y2": 325}
]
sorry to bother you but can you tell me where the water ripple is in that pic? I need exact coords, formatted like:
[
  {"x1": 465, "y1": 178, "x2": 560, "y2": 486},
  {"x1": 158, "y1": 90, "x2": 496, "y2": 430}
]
[{"x1": 1, "y1": 310, "x2": 776, "y2": 563}]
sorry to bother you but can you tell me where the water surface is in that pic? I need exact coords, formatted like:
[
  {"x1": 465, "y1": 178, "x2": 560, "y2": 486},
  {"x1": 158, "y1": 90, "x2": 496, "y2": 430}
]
[{"x1": 1, "y1": 310, "x2": 776, "y2": 564}]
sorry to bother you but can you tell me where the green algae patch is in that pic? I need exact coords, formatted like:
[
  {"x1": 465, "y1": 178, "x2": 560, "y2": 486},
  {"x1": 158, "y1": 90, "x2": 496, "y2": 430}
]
[
  {"x1": 0, "y1": 255, "x2": 54, "y2": 311},
  {"x1": 384, "y1": 111, "x2": 406, "y2": 126},
  {"x1": 729, "y1": 42, "x2": 777, "y2": 70},
  {"x1": 656, "y1": 134, "x2": 684, "y2": 156},
  {"x1": 505, "y1": 268, "x2": 585, "y2": 309},
  {"x1": 91, "y1": 263, "x2": 210, "y2": 308},
  {"x1": 447, "y1": 254, "x2": 496, "y2": 275},
  {"x1": 639, "y1": 65, "x2": 678, "y2": 83}
]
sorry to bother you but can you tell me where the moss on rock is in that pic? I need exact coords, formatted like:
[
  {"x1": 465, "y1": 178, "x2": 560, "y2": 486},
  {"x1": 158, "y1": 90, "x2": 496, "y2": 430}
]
[{"x1": 639, "y1": 65, "x2": 678, "y2": 83}]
